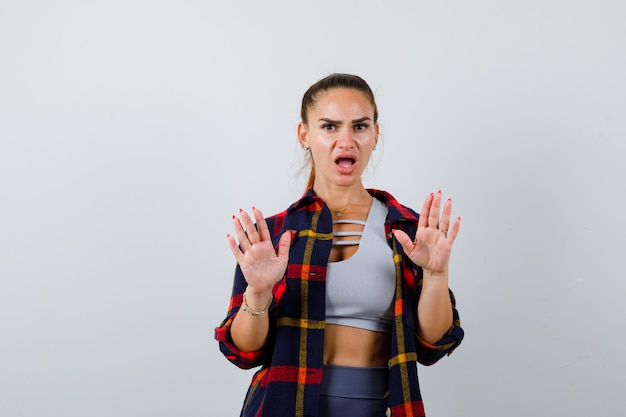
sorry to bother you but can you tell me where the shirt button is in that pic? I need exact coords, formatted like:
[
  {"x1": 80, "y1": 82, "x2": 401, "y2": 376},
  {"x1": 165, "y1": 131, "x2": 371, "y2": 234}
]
[{"x1": 386, "y1": 407, "x2": 391, "y2": 417}]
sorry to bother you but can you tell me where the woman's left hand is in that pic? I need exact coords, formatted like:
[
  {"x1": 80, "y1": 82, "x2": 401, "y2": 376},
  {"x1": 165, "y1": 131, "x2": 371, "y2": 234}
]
[{"x1": 393, "y1": 190, "x2": 461, "y2": 275}]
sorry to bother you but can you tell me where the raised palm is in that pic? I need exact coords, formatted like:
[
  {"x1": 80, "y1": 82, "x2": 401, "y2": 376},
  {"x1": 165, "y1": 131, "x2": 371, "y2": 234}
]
[
  {"x1": 393, "y1": 191, "x2": 460, "y2": 275},
  {"x1": 227, "y1": 207, "x2": 291, "y2": 293}
]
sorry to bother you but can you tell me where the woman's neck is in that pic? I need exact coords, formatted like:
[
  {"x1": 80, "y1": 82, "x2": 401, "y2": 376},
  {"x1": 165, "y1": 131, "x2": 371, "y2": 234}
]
[{"x1": 312, "y1": 182, "x2": 372, "y2": 213}]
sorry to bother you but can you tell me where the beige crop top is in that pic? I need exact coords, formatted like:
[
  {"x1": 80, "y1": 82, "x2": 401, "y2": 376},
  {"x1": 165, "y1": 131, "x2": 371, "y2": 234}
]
[{"x1": 325, "y1": 198, "x2": 396, "y2": 333}]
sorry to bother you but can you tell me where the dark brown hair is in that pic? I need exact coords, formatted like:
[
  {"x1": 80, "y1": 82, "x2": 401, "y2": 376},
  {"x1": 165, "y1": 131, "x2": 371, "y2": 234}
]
[{"x1": 300, "y1": 73, "x2": 379, "y2": 189}]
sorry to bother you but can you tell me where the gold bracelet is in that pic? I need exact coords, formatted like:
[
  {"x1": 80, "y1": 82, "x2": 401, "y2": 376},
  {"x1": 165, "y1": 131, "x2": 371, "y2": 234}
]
[{"x1": 241, "y1": 291, "x2": 273, "y2": 319}]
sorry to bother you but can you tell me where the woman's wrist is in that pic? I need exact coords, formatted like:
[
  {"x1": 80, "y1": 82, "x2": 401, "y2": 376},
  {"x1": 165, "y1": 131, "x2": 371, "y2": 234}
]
[
  {"x1": 422, "y1": 269, "x2": 449, "y2": 282},
  {"x1": 242, "y1": 290, "x2": 273, "y2": 319},
  {"x1": 243, "y1": 287, "x2": 273, "y2": 311}
]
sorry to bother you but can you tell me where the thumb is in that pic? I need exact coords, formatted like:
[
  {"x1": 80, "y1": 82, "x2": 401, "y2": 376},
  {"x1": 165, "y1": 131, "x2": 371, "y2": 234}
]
[
  {"x1": 276, "y1": 231, "x2": 292, "y2": 260},
  {"x1": 392, "y1": 229, "x2": 414, "y2": 253}
]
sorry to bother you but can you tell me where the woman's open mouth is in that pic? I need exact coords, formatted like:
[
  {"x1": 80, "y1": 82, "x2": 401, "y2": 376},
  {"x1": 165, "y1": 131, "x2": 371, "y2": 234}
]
[
  {"x1": 334, "y1": 156, "x2": 357, "y2": 174},
  {"x1": 336, "y1": 157, "x2": 355, "y2": 167}
]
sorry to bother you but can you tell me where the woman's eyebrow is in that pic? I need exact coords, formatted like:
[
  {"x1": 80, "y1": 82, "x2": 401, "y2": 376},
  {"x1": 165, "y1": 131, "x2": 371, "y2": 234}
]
[
  {"x1": 317, "y1": 117, "x2": 372, "y2": 124},
  {"x1": 318, "y1": 118, "x2": 342, "y2": 124},
  {"x1": 351, "y1": 117, "x2": 371, "y2": 124}
]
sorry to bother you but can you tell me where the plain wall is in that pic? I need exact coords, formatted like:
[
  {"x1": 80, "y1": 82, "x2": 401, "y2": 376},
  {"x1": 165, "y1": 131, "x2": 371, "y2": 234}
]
[{"x1": 1, "y1": 1, "x2": 625, "y2": 416}]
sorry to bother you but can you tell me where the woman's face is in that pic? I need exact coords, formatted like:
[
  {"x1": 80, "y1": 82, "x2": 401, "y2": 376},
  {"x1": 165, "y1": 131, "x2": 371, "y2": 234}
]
[{"x1": 298, "y1": 88, "x2": 379, "y2": 189}]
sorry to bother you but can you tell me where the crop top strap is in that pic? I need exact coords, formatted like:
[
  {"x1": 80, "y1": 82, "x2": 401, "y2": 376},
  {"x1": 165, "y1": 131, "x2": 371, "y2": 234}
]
[
  {"x1": 333, "y1": 219, "x2": 366, "y2": 226},
  {"x1": 331, "y1": 219, "x2": 366, "y2": 246}
]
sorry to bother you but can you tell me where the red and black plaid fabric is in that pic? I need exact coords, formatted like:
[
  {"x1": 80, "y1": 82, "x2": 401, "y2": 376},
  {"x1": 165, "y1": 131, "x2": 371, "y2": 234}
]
[{"x1": 215, "y1": 188, "x2": 463, "y2": 417}]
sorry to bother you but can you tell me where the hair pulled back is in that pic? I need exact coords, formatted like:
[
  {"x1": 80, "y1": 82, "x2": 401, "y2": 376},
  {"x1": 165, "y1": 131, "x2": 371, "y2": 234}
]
[{"x1": 300, "y1": 73, "x2": 378, "y2": 189}]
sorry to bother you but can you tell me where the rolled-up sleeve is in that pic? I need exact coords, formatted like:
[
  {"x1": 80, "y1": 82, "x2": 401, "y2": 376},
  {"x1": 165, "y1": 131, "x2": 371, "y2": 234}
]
[
  {"x1": 214, "y1": 310, "x2": 273, "y2": 369},
  {"x1": 414, "y1": 290, "x2": 464, "y2": 366},
  {"x1": 214, "y1": 259, "x2": 279, "y2": 369}
]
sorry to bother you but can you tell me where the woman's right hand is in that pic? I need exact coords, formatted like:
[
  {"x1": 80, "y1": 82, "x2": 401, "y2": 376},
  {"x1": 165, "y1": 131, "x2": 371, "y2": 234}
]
[{"x1": 227, "y1": 207, "x2": 292, "y2": 297}]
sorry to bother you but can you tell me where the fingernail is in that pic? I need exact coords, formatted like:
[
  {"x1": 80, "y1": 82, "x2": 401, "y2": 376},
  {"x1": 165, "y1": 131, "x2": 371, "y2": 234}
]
[
  {"x1": 252, "y1": 206, "x2": 256, "y2": 211},
  {"x1": 437, "y1": 190, "x2": 442, "y2": 194}
]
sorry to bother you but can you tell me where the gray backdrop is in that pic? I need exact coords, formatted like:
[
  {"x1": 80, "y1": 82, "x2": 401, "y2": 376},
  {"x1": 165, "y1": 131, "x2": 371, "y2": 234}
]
[{"x1": 1, "y1": 1, "x2": 624, "y2": 416}]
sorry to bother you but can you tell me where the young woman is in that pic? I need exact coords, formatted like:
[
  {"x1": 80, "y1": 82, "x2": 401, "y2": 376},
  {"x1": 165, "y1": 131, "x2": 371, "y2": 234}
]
[{"x1": 215, "y1": 74, "x2": 464, "y2": 417}]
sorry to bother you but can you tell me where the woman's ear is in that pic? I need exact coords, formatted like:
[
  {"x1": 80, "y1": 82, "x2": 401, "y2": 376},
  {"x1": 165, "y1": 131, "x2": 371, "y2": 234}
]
[
  {"x1": 375, "y1": 123, "x2": 380, "y2": 147},
  {"x1": 297, "y1": 122, "x2": 309, "y2": 150}
]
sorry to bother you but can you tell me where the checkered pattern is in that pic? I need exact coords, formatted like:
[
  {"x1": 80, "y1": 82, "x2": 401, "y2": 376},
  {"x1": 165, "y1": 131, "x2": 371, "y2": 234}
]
[{"x1": 215, "y1": 189, "x2": 464, "y2": 417}]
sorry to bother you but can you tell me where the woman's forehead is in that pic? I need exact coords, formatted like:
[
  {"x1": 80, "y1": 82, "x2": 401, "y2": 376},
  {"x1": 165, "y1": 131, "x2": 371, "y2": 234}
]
[{"x1": 310, "y1": 88, "x2": 375, "y2": 118}]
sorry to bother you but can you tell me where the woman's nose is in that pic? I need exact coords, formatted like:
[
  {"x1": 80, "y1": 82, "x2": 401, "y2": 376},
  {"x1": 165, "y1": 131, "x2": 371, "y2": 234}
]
[{"x1": 337, "y1": 129, "x2": 354, "y2": 149}]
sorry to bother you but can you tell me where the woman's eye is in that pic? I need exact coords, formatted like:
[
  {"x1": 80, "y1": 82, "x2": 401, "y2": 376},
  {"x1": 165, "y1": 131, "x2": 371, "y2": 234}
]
[
  {"x1": 322, "y1": 124, "x2": 336, "y2": 131},
  {"x1": 354, "y1": 124, "x2": 368, "y2": 131}
]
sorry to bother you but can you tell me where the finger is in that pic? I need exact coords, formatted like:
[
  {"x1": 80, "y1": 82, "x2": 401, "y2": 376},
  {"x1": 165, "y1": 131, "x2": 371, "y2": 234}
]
[
  {"x1": 239, "y1": 209, "x2": 260, "y2": 244},
  {"x1": 276, "y1": 231, "x2": 292, "y2": 261},
  {"x1": 226, "y1": 233, "x2": 245, "y2": 264},
  {"x1": 418, "y1": 193, "x2": 434, "y2": 229},
  {"x1": 232, "y1": 214, "x2": 251, "y2": 251},
  {"x1": 428, "y1": 190, "x2": 442, "y2": 229},
  {"x1": 253, "y1": 207, "x2": 271, "y2": 242},
  {"x1": 447, "y1": 216, "x2": 461, "y2": 244},
  {"x1": 392, "y1": 229, "x2": 415, "y2": 254},
  {"x1": 438, "y1": 197, "x2": 452, "y2": 233}
]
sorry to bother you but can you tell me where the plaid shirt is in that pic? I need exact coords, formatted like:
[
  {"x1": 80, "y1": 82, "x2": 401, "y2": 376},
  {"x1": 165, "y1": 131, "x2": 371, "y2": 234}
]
[{"x1": 215, "y1": 188, "x2": 464, "y2": 417}]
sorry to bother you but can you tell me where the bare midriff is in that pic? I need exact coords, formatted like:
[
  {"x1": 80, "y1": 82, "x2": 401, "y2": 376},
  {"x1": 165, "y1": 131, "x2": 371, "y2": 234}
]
[{"x1": 323, "y1": 323, "x2": 391, "y2": 367}]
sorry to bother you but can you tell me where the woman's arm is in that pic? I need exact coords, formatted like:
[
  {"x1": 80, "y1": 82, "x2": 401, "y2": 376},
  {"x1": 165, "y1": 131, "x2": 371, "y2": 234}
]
[
  {"x1": 416, "y1": 270, "x2": 453, "y2": 343},
  {"x1": 229, "y1": 287, "x2": 274, "y2": 352},
  {"x1": 226, "y1": 207, "x2": 291, "y2": 352},
  {"x1": 392, "y1": 190, "x2": 461, "y2": 343}
]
